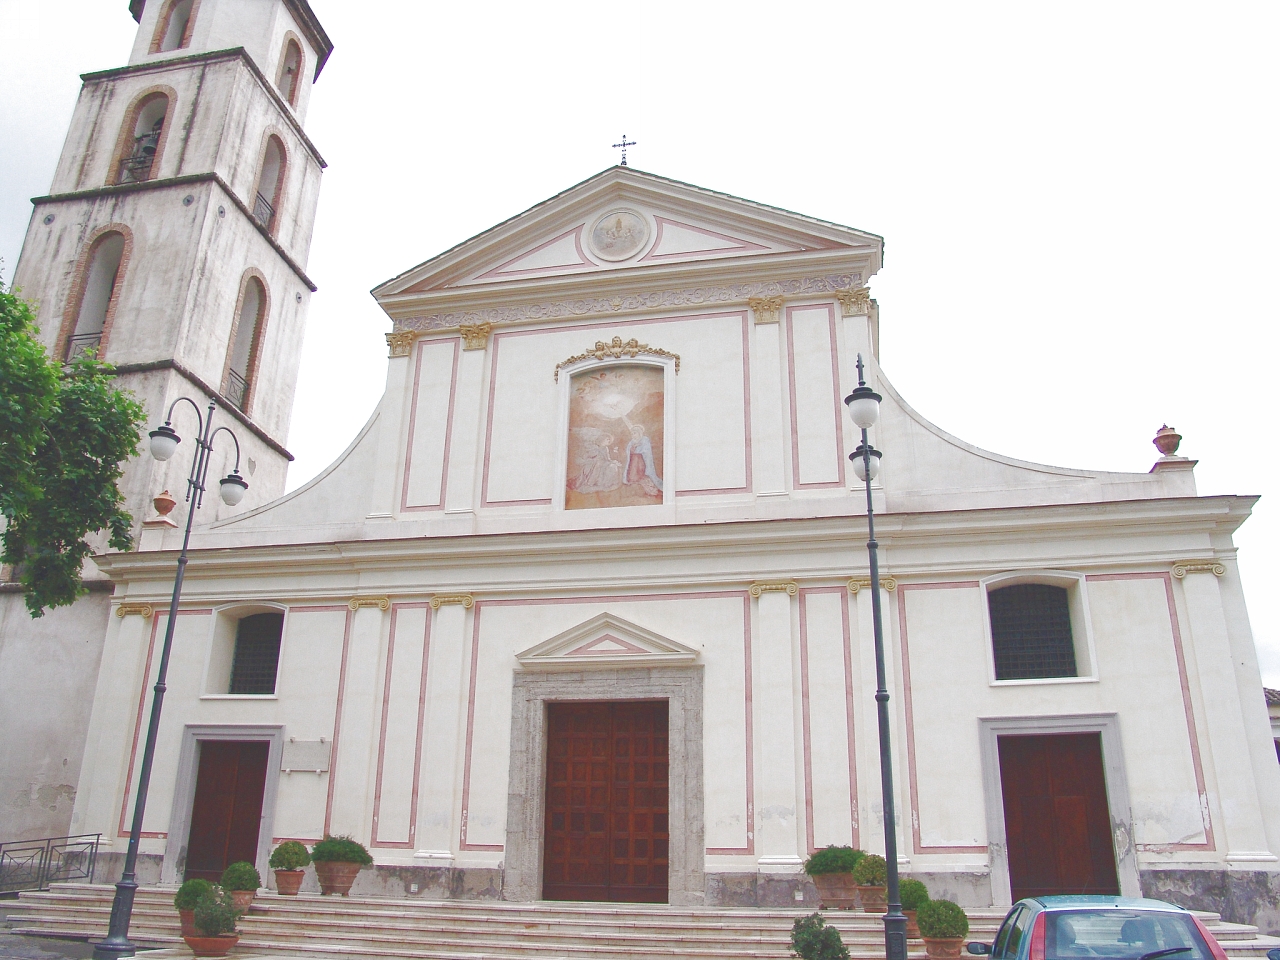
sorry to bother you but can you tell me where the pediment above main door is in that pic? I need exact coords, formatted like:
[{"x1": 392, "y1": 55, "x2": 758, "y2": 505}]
[
  {"x1": 516, "y1": 612, "x2": 701, "y2": 671},
  {"x1": 372, "y1": 167, "x2": 884, "y2": 308}
]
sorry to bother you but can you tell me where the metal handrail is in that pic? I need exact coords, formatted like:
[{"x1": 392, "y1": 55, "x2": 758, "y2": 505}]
[
  {"x1": 118, "y1": 152, "x2": 154, "y2": 184},
  {"x1": 225, "y1": 368, "x2": 249, "y2": 409},
  {"x1": 0, "y1": 834, "x2": 100, "y2": 892},
  {"x1": 252, "y1": 192, "x2": 274, "y2": 229},
  {"x1": 65, "y1": 331, "x2": 103, "y2": 360}
]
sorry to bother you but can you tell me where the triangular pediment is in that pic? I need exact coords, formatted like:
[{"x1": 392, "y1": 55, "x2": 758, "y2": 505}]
[
  {"x1": 374, "y1": 167, "x2": 883, "y2": 298},
  {"x1": 516, "y1": 612, "x2": 700, "y2": 671}
]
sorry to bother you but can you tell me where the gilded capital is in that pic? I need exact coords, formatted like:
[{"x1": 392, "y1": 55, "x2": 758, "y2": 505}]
[
  {"x1": 386, "y1": 331, "x2": 418, "y2": 357},
  {"x1": 115, "y1": 602, "x2": 155, "y2": 618},
  {"x1": 459, "y1": 322, "x2": 493, "y2": 351},
  {"x1": 1172, "y1": 560, "x2": 1226, "y2": 579},
  {"x1": 749, "y1": 580, "x2": 798, "y2": 598},
  {"x1": 348, "y1": 597, "x2": 391, "y2": 611},
  {"x1": 835, "y1": 287, "x2": 872, "y2": 317},
  {"x1": 430, "y1": 594, "x2": 475, "y2": 609},
  {"x1": 748, "y1": 296, "x2": 784, "y2": 325},
  {"x1": 848, "y1": 577, "x2": 897, "y2": 593}
]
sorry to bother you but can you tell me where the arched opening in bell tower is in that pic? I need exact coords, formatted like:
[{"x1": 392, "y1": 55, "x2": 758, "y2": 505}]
[
  {"x1": 116, "y1": 93, "x2": 169, "y2": 184},
  {"x1": 276, "y1": 38, "x2": 304, "y2": 107},
  {"x1": 225, "y1": 274, "x2": 269, "y2": 412},
  {"x1": 252, "y1": 137, "x2": 287, "y2": 234},
  {"x1": 152, "y1": 0, "x2": 196, "y2": 53},
  {"x1": 64, "y1": 231, "x2": 127, "y2": 361}
]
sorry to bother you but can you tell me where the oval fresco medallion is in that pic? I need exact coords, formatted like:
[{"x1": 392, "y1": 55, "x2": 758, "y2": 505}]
[{"x1": 589, "y1": 210, "x2": 649, "y2": 261}]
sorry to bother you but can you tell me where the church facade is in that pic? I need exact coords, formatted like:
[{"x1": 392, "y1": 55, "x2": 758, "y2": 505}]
[
  {"x1": 76, "y1": 166, "x2": 1280, "y2": 914},
  {"x1": 6, "y1": 0, "x2": 1280, "y2": 929}
]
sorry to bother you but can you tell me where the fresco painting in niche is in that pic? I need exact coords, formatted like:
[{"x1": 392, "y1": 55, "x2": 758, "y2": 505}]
[{"x1": 566, "y1": 365, "x2": 664, "y2": 509}]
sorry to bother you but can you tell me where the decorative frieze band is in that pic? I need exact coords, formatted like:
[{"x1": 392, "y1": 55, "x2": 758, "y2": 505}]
[
  {"x1": 1172, "y1": 560, "x2": 1226, "y2": 578},
  {"x1": 459, "y1": 322, "x2": 493, "y2": 351},
  {"x1": 348, "y1": 597, "x2": 391, "y2": 611},
  {"x1": 394, "y1": 273, "x2": 862, "y2": 334},
  {"x1": 430, "y1": 594, "x2": 474, "y2": 609},
  {"x1": 847, "y1": 577, "x2": 897, "y2": 593},
  {"x1": 555, "y1": 336, "x2": 681, "y2": 381},
  {"x1": 115, "y1": 602, "x2": 155, "y2": 618},
  {"x1": 748, "y1": 296, "x2": 784, "y2": 324},
  {"x1": 834, "y1": 287, "x2": 872, "y2": 317},
  {"x1": 386, "y1": 331, "x2": 417, "y2": 357},
  {"x1": 749, "y1": 581, "x2": 798, "y2": 598}
]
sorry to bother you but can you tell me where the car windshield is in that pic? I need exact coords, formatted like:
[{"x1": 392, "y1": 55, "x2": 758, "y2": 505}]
[{"x1": 1046, "y1": 910, "x2": 1210, "y2": 960}]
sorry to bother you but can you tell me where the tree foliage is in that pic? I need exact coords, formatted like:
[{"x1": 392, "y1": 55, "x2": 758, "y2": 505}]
[
  {"x1": 791, "y1": 913, "x2": 850, "y2": 960},
  {"x1": 0, "y1": 285, "x2": 144, "y2": 616}
]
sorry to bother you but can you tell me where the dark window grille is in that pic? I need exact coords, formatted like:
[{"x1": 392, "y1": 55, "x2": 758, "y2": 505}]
[
  {"x1": 229, "y1": 612, "x2": 283, "y2": 694},
  {"x1": 225, "y1": 368, "x2": 249, "y2": 409},
  {"x1": 989, "y1": 583, "x2": 1077, "y2": 680}
]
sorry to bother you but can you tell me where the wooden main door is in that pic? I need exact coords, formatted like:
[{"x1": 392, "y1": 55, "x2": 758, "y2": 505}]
[
  {"x1": 183, "y1": 741, "x2": 269, "y2": 882},
  {"x1": 543, "y1": 700, "x2": 669, "y2": 903},
  {"x1": 998, "y1": 732, "x2": 1119, "y2": 900}
]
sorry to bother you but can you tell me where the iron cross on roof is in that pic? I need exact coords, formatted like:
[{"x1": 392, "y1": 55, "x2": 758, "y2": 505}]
[{"x1": 612, "y1": 134, "x2": 636, "y2": 166}]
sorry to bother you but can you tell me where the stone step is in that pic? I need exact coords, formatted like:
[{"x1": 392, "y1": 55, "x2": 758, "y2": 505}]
[{"x1": 8, "y1": 884, "x2": 1275, "y2": 960}]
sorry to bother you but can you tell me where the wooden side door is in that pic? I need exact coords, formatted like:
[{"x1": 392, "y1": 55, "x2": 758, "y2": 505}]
[
  {"x1": 184, "y1": 740, "x2": 269, "y2": 882},
  {"x1": 998, "y1": 732, "x2": 1119, "y2": 900},
  {"x1": 543, "y1": 701, "x2": 669, "y2": 903}
]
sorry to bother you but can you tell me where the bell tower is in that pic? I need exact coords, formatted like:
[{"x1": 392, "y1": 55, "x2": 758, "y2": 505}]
[{"x1": 11, "y1": 0, "x2": 333, "y2": 527}]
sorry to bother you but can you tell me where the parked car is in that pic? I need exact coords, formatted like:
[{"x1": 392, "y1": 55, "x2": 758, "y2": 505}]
[{"x1": 966, "y1": 896, "x2": 1230, "y2": 960}]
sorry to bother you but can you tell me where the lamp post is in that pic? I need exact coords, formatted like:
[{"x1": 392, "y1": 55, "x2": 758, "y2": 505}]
[
  {"x1": 94, "y1": 397, "x2": 248, "y2": 960},
  {"x1": 844, "y1": 354, "x2": 907, "y2": 960}
]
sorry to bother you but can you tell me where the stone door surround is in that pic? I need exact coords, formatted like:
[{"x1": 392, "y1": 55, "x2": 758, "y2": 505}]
[{"x1": 503, "y1": 667, "x2": 704, "y2": 904}]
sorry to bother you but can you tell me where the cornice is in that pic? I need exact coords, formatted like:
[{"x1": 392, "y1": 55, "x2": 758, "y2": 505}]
[
  {"x1": 112, "y1": 358, "x2": 293, "y2": 460},
  {"x1": 95, "y1": 495, "x2": 1257, "y2": 591},
  {"x1": 80, "y1": 48, "x2": 326, "y2": 167},
  {"x1": 389, "y1": 269, "x2": 867, "y2": 336},
  {"x1": 34, "y1": 173, "x2": 317, "y2": 292}
]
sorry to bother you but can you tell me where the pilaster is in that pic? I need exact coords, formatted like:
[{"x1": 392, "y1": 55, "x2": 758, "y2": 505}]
[
  {"x1": 327, "y1": 598, "x2": 389, "y2": 841},
  {"x1": 751, "y1": 581, "x2": 803, "y2": 869}
]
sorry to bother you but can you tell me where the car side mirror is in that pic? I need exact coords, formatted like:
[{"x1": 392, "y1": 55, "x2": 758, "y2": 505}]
[
  {"x1": 968, "y1": 945, "x2": 992, "y2": 956},
  {"x1": 1264, "y1": 950, "x2": 1280, "y2": 960}
]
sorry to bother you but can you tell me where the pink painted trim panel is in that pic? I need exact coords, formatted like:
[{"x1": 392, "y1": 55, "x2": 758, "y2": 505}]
[
  {"x1": 785, "y1": 304, "x2": 846, "y2": 490},
  {"x1": 400, "y1": 338, "x2": 460, "y2": 513}
]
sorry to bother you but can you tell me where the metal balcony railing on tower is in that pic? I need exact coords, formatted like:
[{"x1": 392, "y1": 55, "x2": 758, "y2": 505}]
[
  {"x1": 118, "y1": 147, "x2": 155, "y2": 183},
  {"x1": 252, "y1": 192, "x2": 274, "y2": 230},
  {"x1": 0, "y1": 834, "x2": 100, "y2": 893},
  {"x1": 64, "y1": 331, "x2": 103, "y2": 361},
  {"x1": 225, "y1": 368, "x2": 249, "y2": 409}
]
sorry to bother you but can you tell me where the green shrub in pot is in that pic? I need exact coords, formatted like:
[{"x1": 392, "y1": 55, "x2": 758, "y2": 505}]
[
  {"x1": 803, "y1": 845, "x2": 866, "y2": 876},
  {"x1": 192, "y1": 887, "x2": 239, "y2": 937},
  {"x1": 268, "y1": 840, "x2": 311, "y2": 870},
  {"x1": 899, "y1": 877, "x2": 930, "y2": 911},
  {"x1": 174, "y1": 878, "x2": 212, "y2": 911},
  {"x1": 219, "y1": 861, "x2": 260, "y2": 891},
  {"x1": 917, "y1": 898, "x2": 969, "y2": 940},
  {"x1": 850, "y1": 853, "x2": 887, "y2": 886}
]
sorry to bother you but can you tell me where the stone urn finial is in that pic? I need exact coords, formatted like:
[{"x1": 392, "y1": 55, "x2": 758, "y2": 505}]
[
  {"x1": 153, "y1": 490, "x2": 177, "y2": 517},
  {"x1": 1153, "y1": 425, "x2": 1182, "y2": 458}
]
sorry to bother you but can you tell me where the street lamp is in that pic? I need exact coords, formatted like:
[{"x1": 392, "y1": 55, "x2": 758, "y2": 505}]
[
  {"x1": 844, "y1": 354, "x2": 907, "y2": 960},
  {"x1": 94, "y1": 397, "x2": 248, "y2": 960}
]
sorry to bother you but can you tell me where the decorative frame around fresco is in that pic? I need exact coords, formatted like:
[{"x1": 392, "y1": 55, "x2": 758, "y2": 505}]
[{"x1": 554, "y1": 356, "x2": 677, "y2": 513}]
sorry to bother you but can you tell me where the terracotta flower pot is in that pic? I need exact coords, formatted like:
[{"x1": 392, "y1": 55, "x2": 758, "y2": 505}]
[
  {"x1": 274, "y1": 868, "x2": 305, "y2": 896},
  {"x1": 858, "y1": 884, "x2": 887, "y2": 913},
  {"x1": 904, "y1": 909, "x2": 921, "y2": 938},
  {"x1": 229, "y1": 889, "x2": 255, "y2": 911},
  {"x1": 183, "y1": 934, "x2": 239, "y2": 957},
  {"x1": 811, "y1": 872, "x2": 858, "y2": 909},
  {"x1": 923, "y1": 937, "x2": 966, "y2": 959},
  {"x1": 314, "y1": 860, "x2": 363, "y2": 895},
  {"x1": 177, "y1": 908, "x2": 196, "y2": 937}
]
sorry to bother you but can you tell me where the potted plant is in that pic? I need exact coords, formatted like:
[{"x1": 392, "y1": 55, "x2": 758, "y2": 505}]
[
  {"x1": 184, "y1": 886, "x2": 240, "y2": 958},
  {"x1": 803, "y1": 845, "x2": 865, "y2": 909},
  {"x1": 791, "y1": 912, "x2": 851, "y2": 960},
  {"x1": 917, "y1": 898, "x2": 970, "y2": 959},
  {"x1": 310, "y1": 834, "x2": 372, "y2": 896},
  {"x1": 899, "y1": 877, "x2": 930, "y2": 938},
  {"x1": 269, "y1": 840, "x2": 311, "y2": 896},
  {"x1": 220, "y1": 860, "x2": 261, "y2": 911},
  {"x1": 173, "y1": 878, "x2": 212, "y2": 937},
  {"x1": 851, "y1": 853, "x2": 888, "y2": 913}
]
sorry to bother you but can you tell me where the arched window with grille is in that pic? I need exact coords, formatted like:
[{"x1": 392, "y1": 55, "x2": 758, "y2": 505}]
[
  {"x1": 276, "y1": 38, "x2": 303, "y2": 106},
  {"x1": 116, "y1": 93, "x2": 169, "y2": 184},
  {"x1": 151, "y1": 0, "x2": 195, "y2": 53},
  {"x1": 224, "y1": 274, "x2": 268, "y2": 412},
  {"x1": 252, "y1": 137, "x2": 286, "y2": 234},
  {"x1": 63, "y1": 231, "x2": 127, "y2": 361}
]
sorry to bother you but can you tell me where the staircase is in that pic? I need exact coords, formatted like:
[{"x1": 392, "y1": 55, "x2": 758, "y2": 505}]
[{"x1": 6, "y1": 884, "x2": 1278, "y2": 960}]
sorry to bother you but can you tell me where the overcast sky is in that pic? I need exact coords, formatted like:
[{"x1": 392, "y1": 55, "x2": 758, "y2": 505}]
[{"x1": 2, "y1": 2, "x2": 1276, "y2": 685}]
